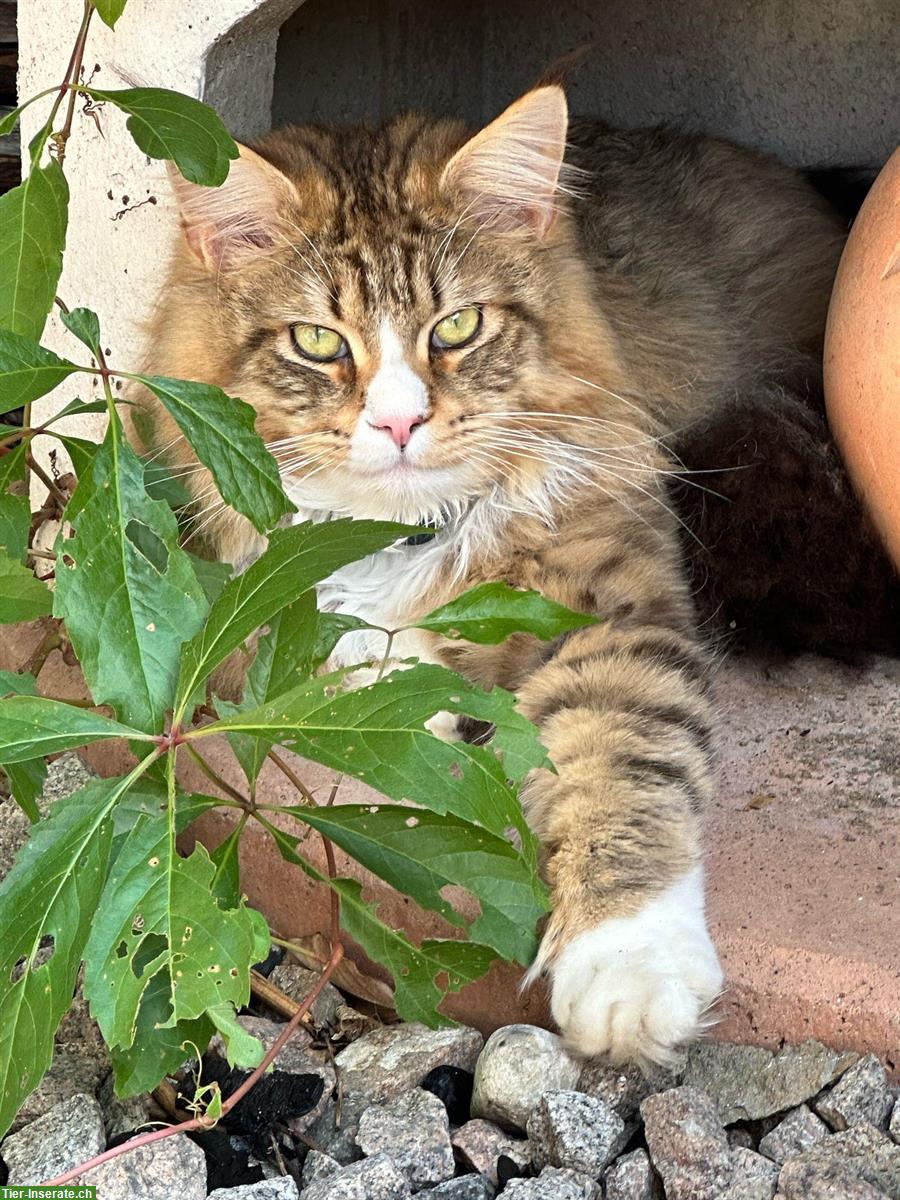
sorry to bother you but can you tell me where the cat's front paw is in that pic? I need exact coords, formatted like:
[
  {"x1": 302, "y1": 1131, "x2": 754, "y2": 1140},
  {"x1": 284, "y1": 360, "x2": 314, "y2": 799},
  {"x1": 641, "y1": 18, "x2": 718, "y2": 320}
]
[{"x1": 542, "y1": 868, "x2": 723, "y2": 1066}]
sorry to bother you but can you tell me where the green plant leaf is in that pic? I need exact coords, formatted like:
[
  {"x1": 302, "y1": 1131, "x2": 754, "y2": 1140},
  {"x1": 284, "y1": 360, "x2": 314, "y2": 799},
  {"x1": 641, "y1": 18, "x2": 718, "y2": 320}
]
[
  {"x1": 85, "y1": 87, "x2": 238, "y2": 187},
  {"x1": 312, "y1": 611, "x2": 371, "y2": 671},
  {"x1": 219, "y1": 591, "x2": 318, "y2": 788},
  {"x1": 137, "y1": 375, "x2": 294, "y2": 535},
  {"x1": 0, "y1": 161, "x2": 68, "y2": 341},
  {"x1": 261, "y1": 818, "x2": 496, "y2": 1026},
  {"x1": 0, "y1": 695, "x2": 148, "y2": 763},
  {"x1": 45, "y1": 397, "x2": 127, "y2": 427},
  {"x1": 94, "y1": 0, "x2": 129, "y2": 29},
  {"x1": 52, "y1": 433, "x2": 97, "y2": 480},
  {"x1": 59, "y1": 306, "x2": 101, "y2": 357},
  {"x1": 414, "y1": 581, "x2": 599, "y2": 643},
  {"x1": 199, "y1": 662, "x2": 548, "y2": 864},
  {"x1": 0, "y1": 442, "x2": 31, "y2": 562},
  {"x1": 0, "y1": 551, "x2": 52, "y2": 622},
  {"x1": 187, "y1": 553, "x2": 232, "y2": 607},
  {"x1": 0, "y1": 773, "x2": 144, "y2": 1138},
  {"x1": 209, "y1": 817, "x2": 244, "y2": 907},
  {"x1": 0, "y1": 330, "x2": 80, "y2": 413},
  {"x1": 108, "y1": 969, "x2": 214, "y2": 1098},
  {"x1": 84, "y1": 811, "x2": 269, "y2": 1052},
  {"x1": 299, "y1": 804, "x2": 548, "y2": 963},
  {"x1": 3, "y1": 757, "x2": 47, "y2": 822},
  {"x1": 208, "y1": 1003, "x2": 264, "y2": 1070},
  {"x1": 0, "y1": 669, "x2": 37, "y2": 697},
  {"x1": 54, "y1": 416, "x2": 208, "y2": 732},
  {"x1": 176, "y1": 520, "x2": 414, "y2": 717},
  {"x1": 144, "y1": 461, "x2": 191, "y2": 511}
]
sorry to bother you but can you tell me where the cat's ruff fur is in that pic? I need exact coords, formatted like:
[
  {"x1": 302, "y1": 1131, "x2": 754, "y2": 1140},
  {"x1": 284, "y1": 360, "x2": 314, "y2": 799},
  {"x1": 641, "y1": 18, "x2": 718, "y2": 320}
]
[{"x1": 137, "y1": 86, "x2": 846, "y2": 1065}]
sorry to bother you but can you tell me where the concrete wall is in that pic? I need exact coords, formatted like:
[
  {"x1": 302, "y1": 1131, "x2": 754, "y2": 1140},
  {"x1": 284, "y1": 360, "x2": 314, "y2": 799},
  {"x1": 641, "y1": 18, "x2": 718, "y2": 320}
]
[{"x1": 272, "y1": 0, "x2": 899, "y2": 170}]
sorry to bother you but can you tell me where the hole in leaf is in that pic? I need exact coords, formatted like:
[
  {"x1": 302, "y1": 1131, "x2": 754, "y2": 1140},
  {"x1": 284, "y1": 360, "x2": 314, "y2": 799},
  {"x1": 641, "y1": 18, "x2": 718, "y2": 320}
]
[
  {"x1": 11, "y1": 937, "x2": 55, "y2": 982},
  {"x1": 131, "y1": 932, "x2": 166, "y2": 978},
  {"x1": 115, "y1": 941, "x2": 128, "y2": 959},
  {"x1": 125, "y1": 519, "x2": 169, "y2": 573}
]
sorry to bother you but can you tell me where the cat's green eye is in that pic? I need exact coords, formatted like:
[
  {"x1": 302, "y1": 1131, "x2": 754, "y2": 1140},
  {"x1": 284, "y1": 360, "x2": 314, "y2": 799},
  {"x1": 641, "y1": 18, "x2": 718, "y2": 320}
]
[
  {"x1": 431, "y1": 306, "x2": 482, "y2": 350},
  {"x1": 291, "y1": 323, "x2": 348, "y2": 362}
]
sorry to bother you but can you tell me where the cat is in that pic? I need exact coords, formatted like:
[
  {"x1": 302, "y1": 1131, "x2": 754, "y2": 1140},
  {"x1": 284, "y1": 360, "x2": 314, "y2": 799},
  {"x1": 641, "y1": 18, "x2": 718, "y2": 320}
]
[{"x1": 137, "y1": 86, "x2": 850, "y2": 1065}]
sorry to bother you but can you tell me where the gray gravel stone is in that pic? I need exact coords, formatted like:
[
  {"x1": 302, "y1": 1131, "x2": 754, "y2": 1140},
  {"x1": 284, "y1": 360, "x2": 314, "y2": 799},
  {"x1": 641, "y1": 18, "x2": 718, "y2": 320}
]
[
  {"x1": 780, "y1": 1174, "x2": 890, "y2": 1200},
  {"x1": 451, "y1": 1118, "x2": 531, "y2": 1185},
  {"x1": 891, "y1": 1099, "x2": 900, "y2": 1143},
  {"x1": 814, "y1": 1053, "x2": 894, "y2": 1132},
  {"x1": 604, "y1": 1148, "x2": 656, "y2": 1200},
  {"x1": 98, "y1": 1071, "x2": 154, "y2": 1141},
  {"x1": 430, "y1": 1177, "x2": 496, "y2": 1199},
  {"x1": 759, "y1": 1105, "x2": 831, "y2": 1164},
  {"x1": 270, "y1": 963, "x2": 343, "y2": 1028},
  {"x1": 578, "y1": 1061, "x2": 679, "y2": 1121},
  {"x1": 472, "y1": 1025, "x2": 582, "y2": 1132},
  {"x1": 356, "y1": 1087, "x2": 454, "y2": 1189},
  {"x1": 503, "y1": 1165, "x2": 602, "y2": 1198},
  {"x1": 83, "y1": 1135, "x2": 207, "y2": 1199},
  {"x1": 527, "y1": 1089, "x2": 628, "y2": 1177},
  {"x1": 304, "y1": 1094, "x2": 367, "y2": 1166},
  {"x1": 300, "y1": 1152, "x2": 411, "y2": 1199},
  {"x1": 3, "y1": 1092, "x2": 105, "y2": 1184},
  {"x1": 301, "y1": 1150, "x2": 341, "y2": 1188},
  {"x1": 682, "y1": 1041, "x2": 858, "y2": 1124},
  {"x1": 777, "y1": 1122, "x2": 900, "y2": 1199},
  {"x1": 335, "y1": 1023, "x2": 483, "y2": 1105},
  {"x1": 730, "y1": 1147, "x2": 779, "y2": 1200},
  {"x1": 209, "y1": 1179, "x2": 300, "y2": 1200},
  {"x1": 641, "y1": 1086, "x2": 733, "y2": 1200}
]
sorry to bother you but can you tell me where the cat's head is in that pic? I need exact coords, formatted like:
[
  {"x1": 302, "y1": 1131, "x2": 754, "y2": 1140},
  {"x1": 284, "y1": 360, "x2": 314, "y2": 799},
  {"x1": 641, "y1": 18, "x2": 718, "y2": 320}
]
[{"x1": 163, "y1": 86, "x2": 614, "y2": 537}]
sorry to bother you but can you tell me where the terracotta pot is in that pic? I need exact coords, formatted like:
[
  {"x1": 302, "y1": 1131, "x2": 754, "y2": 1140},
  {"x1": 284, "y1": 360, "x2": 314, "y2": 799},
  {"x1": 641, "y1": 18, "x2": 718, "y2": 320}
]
[{"x1": 824, "y1": 148, "x2": 900, "y2": 570}]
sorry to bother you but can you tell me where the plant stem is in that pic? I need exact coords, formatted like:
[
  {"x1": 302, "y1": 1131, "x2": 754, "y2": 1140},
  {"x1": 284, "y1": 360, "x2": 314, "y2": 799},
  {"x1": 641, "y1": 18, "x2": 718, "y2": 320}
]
[
  {"x1": 23, "y1": 624, "x2": 62, "y2": 677},
  {"x1": 54, "y1": 0, "x2": 94, "y2": 167},
  {"x1": 184, "y1": 743, "x2": 253, "y2": 809},
  {"x1": 25, "y1": 452, "x2": 67, "y2": 508},
  {"x1": 267, "y1": 749, "x2": 318, "y2": 805},
  {"x1": 44, "y1": 939, "x2": 345, "y2": 1187}
]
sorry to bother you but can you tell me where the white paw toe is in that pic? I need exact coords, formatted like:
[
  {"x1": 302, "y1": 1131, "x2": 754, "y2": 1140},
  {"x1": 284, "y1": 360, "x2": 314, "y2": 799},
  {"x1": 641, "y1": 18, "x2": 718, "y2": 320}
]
[{"x1": 548, "y1": 868, "x2": 723, "y2": 1066}]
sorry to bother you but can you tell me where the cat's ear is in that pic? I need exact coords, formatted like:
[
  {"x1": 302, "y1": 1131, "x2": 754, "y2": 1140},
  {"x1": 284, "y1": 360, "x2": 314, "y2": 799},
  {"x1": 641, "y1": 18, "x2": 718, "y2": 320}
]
[
  {"x1": 168, "y1": 143, "x2": 298, "y2": 271},
  {"x1": 441, "y1": 86, "x2": 569, "y2": 238}
]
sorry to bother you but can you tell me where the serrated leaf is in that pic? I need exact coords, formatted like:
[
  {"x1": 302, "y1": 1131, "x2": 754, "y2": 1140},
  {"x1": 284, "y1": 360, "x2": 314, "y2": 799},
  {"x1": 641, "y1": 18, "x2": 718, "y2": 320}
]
[
  {"x1": 261, "y1": 819, "x2": 496, "y2": 1026},
  {"x1": 0, "y1": 161, "x2": 68, "y2": 342},
  {"x1": 94, "y1": 0, "x2": 129, "y2": 29},
  {"x1": 52, "y1": 433, "x2": 97, "y2": 479},
  {"x1": 220, "y1": 591, "x2": 318, "y2": 788},
  {"x1": 45, "y1": 398, "x2": 127, "y2": 427},
  {"x1": 59, "y1": 307, "x2": 101, "y2": 357},
  {"x1": 0, "y1": 442, "x2": 31, "y2": 562},
  {"x1": 299, "y1": 804, "x2": 548, "y2": 963},
  {"x1": 0, "y1": 695, "x2": 148, "y2": 762},
  {"x1": 85, "y1": 87, "x2": 238, "y2": 187},
  {"x1": 108, "y1": 969, "x2": 213, "y2": 1098},
  {"x1": 0, "y1": 551, "x2": 52, "y2": 622},
  {"x1": 84, "y1": 810, "x2": 270, "y2": 1052},
  {"x1": 209, "y1": 818, "x2": 244, "y2": 907},
  {"x1": 3, "y1": 757, "x2": 47, "y2": 822},
  {"x1": 198, "y1": 662, "x2": 548, "y2": 864},
  {"x1": 0, "y1": 774, "x2": 141, "y2": 1138},
  {"x1": 137, "y1": 375, "x2": 293, "y2": 535},
  {"x1": 176, "y1": 520, "x2": 414, "y2": 716},
  {"x1": 54, "y1": 415, "x2": 208, "y2": 732},
  {"x1": 415, "y1": 581, "x2": 599, "y2": 644},
  {"x1": 0, "y1": 330, "x2": 80, "y2": 414},
  {"x1": 312, "y1": 611, "x2": 371, "y2": 671},
  {"x1": 208, "y1": 1003, "x2": 264, "y2": 1070}
]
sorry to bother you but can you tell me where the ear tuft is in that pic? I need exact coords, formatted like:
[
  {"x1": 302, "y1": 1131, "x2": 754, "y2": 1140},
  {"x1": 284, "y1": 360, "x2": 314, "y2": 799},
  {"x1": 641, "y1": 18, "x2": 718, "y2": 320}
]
[
  {"x1": 441, "y1": 87, "x2": 570, "y2": 238},
  {"x1": 169, "y1": 144, "x2": 297, "y2": 271}
]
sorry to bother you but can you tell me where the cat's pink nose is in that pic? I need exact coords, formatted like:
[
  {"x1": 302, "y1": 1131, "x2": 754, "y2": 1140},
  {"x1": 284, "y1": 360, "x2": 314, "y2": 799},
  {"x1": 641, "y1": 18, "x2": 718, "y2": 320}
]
[{"x1": 370, "y1": 414, "x2": 423, "y2": 449}]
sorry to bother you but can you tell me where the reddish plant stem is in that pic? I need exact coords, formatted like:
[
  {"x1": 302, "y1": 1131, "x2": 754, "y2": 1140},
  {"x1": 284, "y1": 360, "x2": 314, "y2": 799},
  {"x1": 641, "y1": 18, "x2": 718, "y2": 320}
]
[
  {"x1": 54, "y1": 0, "x2": 94, "y2": 166},
  {"x1": 44, "y1": 937, "x2": 344, "y2": 1187},
  {"x1": 267, "y1": 749, "x2": 318, "y2": 805}
]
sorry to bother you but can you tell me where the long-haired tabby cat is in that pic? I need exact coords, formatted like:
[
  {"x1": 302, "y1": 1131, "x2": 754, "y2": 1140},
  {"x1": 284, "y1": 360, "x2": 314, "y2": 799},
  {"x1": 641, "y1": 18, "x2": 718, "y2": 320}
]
[{"x1": 137, "y1": 86, "x2": 859, "y2": 1065}]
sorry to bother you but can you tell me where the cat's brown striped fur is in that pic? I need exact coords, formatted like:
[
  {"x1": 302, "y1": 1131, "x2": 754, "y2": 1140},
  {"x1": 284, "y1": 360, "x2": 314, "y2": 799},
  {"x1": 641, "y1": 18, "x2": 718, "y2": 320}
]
[{"x1": 136, "y1": 87, "x2": 844, "y2": 1064}]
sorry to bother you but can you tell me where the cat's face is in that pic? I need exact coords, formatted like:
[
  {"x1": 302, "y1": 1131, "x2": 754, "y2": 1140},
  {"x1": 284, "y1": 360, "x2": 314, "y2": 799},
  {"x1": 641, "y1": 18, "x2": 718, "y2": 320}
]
[{"x1": 169, "y1": 88, "x2": 600, "y2": 524}]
